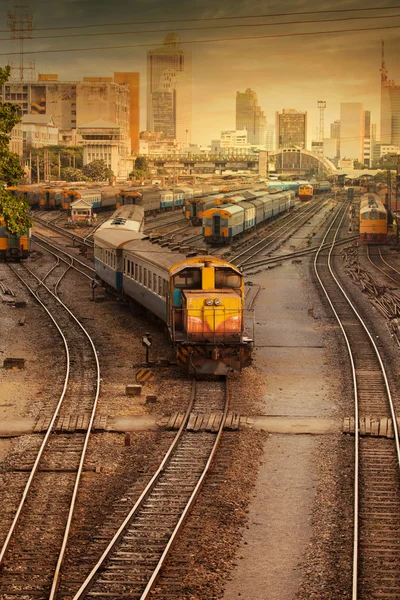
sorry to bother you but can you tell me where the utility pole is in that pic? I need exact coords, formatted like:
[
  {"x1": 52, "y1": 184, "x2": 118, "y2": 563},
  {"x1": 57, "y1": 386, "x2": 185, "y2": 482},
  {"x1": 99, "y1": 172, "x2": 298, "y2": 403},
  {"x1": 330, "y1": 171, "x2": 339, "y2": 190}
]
[
  {"x1": 58, "y1": 152, "x2": 61, "y2": 179},
  {"x1": 36, "y1": 154, "x2": 40, "y2": 183}
]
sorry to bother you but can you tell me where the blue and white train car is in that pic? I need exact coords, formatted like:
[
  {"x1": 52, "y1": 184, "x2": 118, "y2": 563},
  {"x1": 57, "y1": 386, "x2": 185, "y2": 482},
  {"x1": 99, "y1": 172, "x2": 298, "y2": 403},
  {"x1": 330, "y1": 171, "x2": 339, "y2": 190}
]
[
  {"x1": 203, "y1": 191, "x2": 295, "y2": 244},
  {"x1": 94, "y1": 205, "x2": 145, "y2": 291}
]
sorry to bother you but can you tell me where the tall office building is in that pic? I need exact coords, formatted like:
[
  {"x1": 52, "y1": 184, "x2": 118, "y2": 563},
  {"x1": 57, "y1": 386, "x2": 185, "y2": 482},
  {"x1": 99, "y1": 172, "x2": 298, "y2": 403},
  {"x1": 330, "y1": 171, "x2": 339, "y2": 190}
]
[
  {"x1": 113, "y1": 72, "x2": 140, "y2": 154},
  {"x1": 340, "y1": 103, "x2": 364, "y2": 162},
  {"x1": 236, "y1": 88, "x2": 266, "y2": 145},
  {"x1": 330, "y1": 120, "x2": 340, "y2": 139},
  {"x1": 265, "y1": 124, "x2": 275, "y2": 151},
  {"x1": 276, "y1": 109, "x2": 307, "y2": 149},
  {"x1": 147, "y1": 33, "x2": 192, "y2": 145},
  {"x1": 381, "y1": 41, "x2": 400, "y2": 146}
]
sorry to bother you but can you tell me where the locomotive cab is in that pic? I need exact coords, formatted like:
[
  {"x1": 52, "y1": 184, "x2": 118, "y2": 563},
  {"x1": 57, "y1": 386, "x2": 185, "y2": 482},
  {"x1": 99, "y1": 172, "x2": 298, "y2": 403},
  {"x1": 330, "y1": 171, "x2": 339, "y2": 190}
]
[{"x1": 170, "y1": 261, "x2": 243, "y2": 342}]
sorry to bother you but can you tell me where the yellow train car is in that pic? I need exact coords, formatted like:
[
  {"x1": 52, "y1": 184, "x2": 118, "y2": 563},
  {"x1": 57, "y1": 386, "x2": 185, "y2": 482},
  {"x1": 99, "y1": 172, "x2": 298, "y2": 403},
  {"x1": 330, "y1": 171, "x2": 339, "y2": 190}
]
[
  {"x1": 0, "y1": 216, "x2": 30, "y2": 260},
  {"x1": 298, "y1": 184, "x2": 314, "y2": 201},
  {"x1": 359, "y1": 193, "x2": 387, "y2": 244}
]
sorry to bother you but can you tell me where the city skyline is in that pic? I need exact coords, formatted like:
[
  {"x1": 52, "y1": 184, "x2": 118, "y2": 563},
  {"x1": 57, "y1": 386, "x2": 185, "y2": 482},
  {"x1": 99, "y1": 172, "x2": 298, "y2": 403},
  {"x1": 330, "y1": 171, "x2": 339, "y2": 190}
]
[{"x1": 1, "y1": 1, "x2": 400, "y2": 146}]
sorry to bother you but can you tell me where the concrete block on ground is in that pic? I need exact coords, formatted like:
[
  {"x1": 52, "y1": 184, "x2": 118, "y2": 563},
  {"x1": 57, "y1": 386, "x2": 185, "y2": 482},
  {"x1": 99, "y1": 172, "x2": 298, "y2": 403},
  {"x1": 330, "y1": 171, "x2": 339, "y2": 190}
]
[{"x1": 126, "y1": 384, "x2": 142, "y2": 396}]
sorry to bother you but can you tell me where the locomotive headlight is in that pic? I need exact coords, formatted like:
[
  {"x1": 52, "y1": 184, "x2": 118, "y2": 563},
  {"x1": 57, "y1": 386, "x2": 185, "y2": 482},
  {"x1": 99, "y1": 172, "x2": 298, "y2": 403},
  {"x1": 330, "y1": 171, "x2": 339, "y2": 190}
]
[
  {"x1": 205, "y1": 298, "x2": 213, "y2": 306},
  {"x1": 214, "y1": 298, "x2": 222, "y2": 306}
]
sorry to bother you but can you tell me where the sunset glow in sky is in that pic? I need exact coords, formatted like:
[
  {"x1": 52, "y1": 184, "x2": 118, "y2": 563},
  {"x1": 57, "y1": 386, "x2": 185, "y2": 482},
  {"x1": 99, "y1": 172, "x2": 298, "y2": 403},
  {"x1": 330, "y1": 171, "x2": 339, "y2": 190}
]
[{"x1": 1, "y1": 0, "x2": 400, "y2": 145}]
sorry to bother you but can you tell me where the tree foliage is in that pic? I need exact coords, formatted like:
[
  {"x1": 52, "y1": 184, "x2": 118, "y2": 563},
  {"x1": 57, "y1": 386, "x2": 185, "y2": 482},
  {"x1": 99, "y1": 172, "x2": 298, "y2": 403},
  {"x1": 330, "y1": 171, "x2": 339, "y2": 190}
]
[
  {"x1": 373, "y1": 154, "x2": 399, "y2": 171},
  {"x1": 0, "y1": 65, "x2": 31, "y2": 235},
  {"x1": 129, "y1": 168, "x2": 147, "y2": 180},
  {"x1": 82, "y1": 159, "x2": 113, "y2": 182},
  {"x1": 30, "y1": 145, "x2": 83, "y2": 181},
  {"x1": 135, "y1": 156, "x2": 148, "y2": 172},
  {"x1": 61, "y1": 167, "x2": 86, "y2": 182}
]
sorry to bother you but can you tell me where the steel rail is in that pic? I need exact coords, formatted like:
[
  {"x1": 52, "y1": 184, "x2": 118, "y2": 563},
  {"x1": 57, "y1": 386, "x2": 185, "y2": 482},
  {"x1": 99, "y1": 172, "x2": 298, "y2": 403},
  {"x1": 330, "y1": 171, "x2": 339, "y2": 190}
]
[
  {"x1": 34, "y1": 215, "x2": 95, "y2": 248},
  {"x1": 314, "y1": 202, "x2": 400, "y2": 599},
  {"x1": 140, "y1": 379, "x2": 230, "y2": 599},
  {"x1": 366, "y1": 244, "x2": 400, "y2": 285},
  {"x1": 242, "y1": 234, "x2": 359, "y2": 271},
  {"x1": 32, "y1": 234, "x2": 96, "y2": 279},
  {"x1": 1, "y1": 262, "x2": 101, "y2": 598},
  {"x1": 71, "y1": 377, "x2": 229, "y2": 599},
  {"x1": 230, "y1": 198, "x2": 331, "y2": 266}
]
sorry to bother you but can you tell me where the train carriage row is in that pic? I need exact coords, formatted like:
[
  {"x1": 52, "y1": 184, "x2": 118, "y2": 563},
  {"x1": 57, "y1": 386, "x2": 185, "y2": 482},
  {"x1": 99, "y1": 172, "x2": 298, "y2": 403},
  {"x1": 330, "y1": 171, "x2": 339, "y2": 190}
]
[
  {"x1": 7, "y1": 182, "x2": 250, "y2": 215},
  {"x1": 202, "y1": 190, "x2": 296, "y2": 244},
  {"x1": 94, "y1": 206, "x2": 253, "y2": 374}
]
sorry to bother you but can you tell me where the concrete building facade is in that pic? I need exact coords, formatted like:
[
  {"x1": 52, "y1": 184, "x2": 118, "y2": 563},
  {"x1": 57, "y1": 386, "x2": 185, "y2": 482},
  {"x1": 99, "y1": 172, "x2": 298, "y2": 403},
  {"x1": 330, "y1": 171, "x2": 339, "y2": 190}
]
[
  {"x1": 147, "y1": 33, "x2": 192, "y2": 146},
  {"x1": 0, "y1": 73, "x2": 136, "y2": 154},
  {"x1": 340, "y1": 102, "x2": 364, "y2": 162},
  {"x1": 276, "y1": 109, "x2": 307, "y2": 149},
  {"x1": 220, "y1": 130, "x2": 249, "y2": 154},
  {"x1": 78, "y1": 119, "x2": 133, "y2": 178},
  {"x1": 10, "y1": 114, "x2": 59, "y2": 157},
  {"x1": 236, "y1": 88, "x2": 266, "y2": 145}
]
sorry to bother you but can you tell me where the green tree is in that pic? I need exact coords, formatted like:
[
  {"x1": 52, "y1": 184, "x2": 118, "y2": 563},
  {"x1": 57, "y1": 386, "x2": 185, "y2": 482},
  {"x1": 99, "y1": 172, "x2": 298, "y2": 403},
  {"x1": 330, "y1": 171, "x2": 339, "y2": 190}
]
[
  {"x1": 0, "y1": 65, "x2": 31, "y2": 235},
  {"x1": 61, "y1": 167, "x2": 86, "y2": 182},
  {"x1": 135, "y1": 156, "x2": 148, "y2": 172},
  {"x1": 373, "y1": 155, "x2": 399, "y2": 171},
  {"x1": 30, "y1": 145, "x2": 83, "y2": 181},
  {"x1": 353, "y1": 159, "x2": 365, "y2": 170},
  {"x1": 129, "y1": 168, "x2": 147, "y2": 180},
  {"x1": 82, "y1": 159, "x2": 113, "y2": 181}
]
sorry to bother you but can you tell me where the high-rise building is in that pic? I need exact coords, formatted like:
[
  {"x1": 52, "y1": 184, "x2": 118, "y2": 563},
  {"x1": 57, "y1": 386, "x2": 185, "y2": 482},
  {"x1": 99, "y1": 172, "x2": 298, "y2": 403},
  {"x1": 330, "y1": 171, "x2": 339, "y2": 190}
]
[
  {"x1": 276, "y1": 109, "x2": 307, "y2": 149},
  {"x1": 265, "y1": 124, "x2": 275, "y2": 151},
  {"x1": 236, "y1": 89, "x2": 266, "y2": 145},
  {"x1": 113, "y1": 72, "x2": 140, "y2": 154},
  {"x1": 364, "y1": 110, "x2": 372, "y2": 167},
  {"x1": 147, "y1": 33, "x2": 192, "y2": 145},
  {"x1": 0, "y1": 74, "x2": 133, "y2": 154},
  {"x1": 330, "y1": 120, "x2": 340, "y2": 139},
  {"x1": 380, "y1": 41, "x2": 400, "y2": 146},
  {"x1": 340, "y1": 103, "x2": 364, "y2": 162}
]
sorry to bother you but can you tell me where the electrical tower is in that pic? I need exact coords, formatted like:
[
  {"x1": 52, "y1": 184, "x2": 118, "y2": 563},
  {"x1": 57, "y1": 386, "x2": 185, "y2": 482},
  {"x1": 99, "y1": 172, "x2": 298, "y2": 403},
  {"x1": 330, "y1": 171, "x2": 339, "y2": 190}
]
[
  {"x1": 317, "y1": 100, "x2": 326, "y2": 142},
  {"x1": 8, "y1": 1, "x2": 35, "y2": 82}
]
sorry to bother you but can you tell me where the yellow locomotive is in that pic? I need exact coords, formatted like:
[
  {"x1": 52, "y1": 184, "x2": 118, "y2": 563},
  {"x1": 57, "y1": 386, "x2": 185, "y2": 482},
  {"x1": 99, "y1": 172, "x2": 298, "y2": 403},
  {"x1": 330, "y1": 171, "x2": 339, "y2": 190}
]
[
  {"x1": 359, "y1": 193, "x2": 387, "y2": 244},
  {"x1": 298, "y1": 184, "x2": 314, "y2": 201}
]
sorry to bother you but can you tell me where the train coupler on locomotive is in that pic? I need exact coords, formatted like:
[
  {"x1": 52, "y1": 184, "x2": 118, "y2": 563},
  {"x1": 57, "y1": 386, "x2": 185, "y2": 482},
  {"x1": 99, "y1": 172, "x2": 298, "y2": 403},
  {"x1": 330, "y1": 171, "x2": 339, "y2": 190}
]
[{"x1": 176, "y1": 342, "x2": 253, "y2": 375}]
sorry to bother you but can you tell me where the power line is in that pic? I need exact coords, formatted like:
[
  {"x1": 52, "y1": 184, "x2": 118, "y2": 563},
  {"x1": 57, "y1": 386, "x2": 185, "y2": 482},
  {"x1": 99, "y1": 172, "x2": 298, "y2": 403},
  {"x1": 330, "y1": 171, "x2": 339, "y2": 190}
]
[
  {"x1": 1, "y1": 4, "x2": 400, "y2": 33},
  {"x1": 1, "y1": 12, "x2": 400, "y2": 42},
  {"x1": 1, "y1": 22, "x2": 400, "y2": 56}
]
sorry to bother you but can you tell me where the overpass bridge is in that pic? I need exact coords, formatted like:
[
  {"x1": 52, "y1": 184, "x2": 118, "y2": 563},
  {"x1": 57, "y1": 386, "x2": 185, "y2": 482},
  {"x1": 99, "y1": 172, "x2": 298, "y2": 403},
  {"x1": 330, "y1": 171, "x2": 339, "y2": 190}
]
[{"x1": 144, "y1": 148, "x2": 337, "y2": 177}]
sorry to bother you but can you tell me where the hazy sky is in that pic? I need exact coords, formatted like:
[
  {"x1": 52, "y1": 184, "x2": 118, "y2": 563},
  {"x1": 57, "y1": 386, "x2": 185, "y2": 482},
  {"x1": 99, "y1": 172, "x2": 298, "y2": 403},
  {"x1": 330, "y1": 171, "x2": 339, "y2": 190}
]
[{"x1": 1, "y1": 0, "x2": 400, "y2": 145}]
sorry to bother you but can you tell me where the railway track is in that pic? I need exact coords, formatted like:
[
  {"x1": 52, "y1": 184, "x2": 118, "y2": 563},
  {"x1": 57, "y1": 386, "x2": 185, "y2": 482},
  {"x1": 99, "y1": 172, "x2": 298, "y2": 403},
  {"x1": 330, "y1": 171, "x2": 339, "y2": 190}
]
[
  {"x1": 32, "y1": 233, "x2": 96, "y2": 282},
  {"x1": 314, "y1": 199, "x2": 400, "y2": 598},
  {"x1": 62, "y1": 377, "x2": 229, "y2": 600},
  {"x1": 230, "y1": 197, "x2": 333, "y2": 267},
  {"x1": 0, "y1": 261, "x2": 101, "y2": 599},
  {"x1": 34, "y1": 215, "x2": 95, "y2": 249},
  {"x1": 367, "y1": 245, "x2": 400, "y2": 286}
]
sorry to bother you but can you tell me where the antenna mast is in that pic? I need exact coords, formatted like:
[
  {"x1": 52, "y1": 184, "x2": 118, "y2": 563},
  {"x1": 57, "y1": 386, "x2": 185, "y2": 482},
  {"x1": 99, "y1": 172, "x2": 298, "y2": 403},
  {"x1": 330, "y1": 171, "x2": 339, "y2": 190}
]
[{"x1": 8, "y1": 1, "x2": 35, "y2": 82}]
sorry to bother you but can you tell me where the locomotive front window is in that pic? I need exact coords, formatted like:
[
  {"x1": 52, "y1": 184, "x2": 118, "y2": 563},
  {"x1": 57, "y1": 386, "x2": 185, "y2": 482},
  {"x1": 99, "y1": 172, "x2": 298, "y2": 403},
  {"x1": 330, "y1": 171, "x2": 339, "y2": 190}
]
[
  {"x1": 174, "y1": 269, "x2": 201, "y2": 289},
  {"x1": 361, "y1": 213, "x2": 369, "y2": 220},
  {"x1": 379, "y1": 213, "x2": 386, "y2": 220},
  {"x1": 370, "y1": 211, "x2": 379, "y2": 220},
  {"x1": 215, "y1": 269, "x2": 241, "y2": 289}
]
